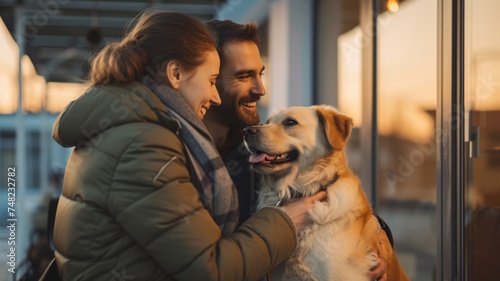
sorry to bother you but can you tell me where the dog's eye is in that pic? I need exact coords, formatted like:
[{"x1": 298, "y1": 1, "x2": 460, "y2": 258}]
[{"x1": 283, "y1": 118, "x2": 298, "y2": 126}]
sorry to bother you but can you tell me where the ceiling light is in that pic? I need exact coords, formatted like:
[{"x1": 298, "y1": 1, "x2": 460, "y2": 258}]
[{"x1": 387, "y1": 0, "x2": 400, "y2": 12}]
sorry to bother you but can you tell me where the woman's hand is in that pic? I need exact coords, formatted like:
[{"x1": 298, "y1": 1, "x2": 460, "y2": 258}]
[{"x1": 280, "y1": 191, "x2": 328, "y2": 232}]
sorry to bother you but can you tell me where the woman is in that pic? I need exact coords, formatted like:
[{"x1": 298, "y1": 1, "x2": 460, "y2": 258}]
[{"x1": 52, "y1": 9, "x2": 326, "y2": 281}]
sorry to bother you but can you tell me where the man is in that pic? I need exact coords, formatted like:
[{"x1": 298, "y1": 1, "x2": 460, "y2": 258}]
[
  {"x1": 203, "y1": 20, "x2": 265, "y2": 226},
  {"x1": 204, "y1": 19, "x2": 393, "y2": 280}
]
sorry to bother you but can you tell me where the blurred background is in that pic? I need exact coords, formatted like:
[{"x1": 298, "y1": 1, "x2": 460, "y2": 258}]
[{"x1": 0, "y1": 0, "x2": 499, "y2": 280}]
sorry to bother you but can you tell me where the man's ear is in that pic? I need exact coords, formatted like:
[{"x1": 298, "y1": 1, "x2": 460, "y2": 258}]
[
  {"x1": 316, "y1": 105, "x2": 353, "y2": 151},
  {"x1": 166, "y1": 60, "x2": 182, "y2": 89}
]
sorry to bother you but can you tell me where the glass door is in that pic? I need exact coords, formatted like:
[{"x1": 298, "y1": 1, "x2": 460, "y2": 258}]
[{"x1": 464, "y1": 0, "x2": 500, "y2": 279}]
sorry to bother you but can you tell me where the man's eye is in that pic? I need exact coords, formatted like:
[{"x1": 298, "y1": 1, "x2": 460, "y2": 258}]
[
  {"x1": 283, "y1": 118, "x2": 298, "y2": 126},
  {"x1": 238, "y1": 75, "x2": 250, "y2": 79}
]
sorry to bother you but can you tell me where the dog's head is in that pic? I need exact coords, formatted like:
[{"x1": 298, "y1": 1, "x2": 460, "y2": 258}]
[{"x1": 243, "y1": 105, "x2": 353, "y2": 177}]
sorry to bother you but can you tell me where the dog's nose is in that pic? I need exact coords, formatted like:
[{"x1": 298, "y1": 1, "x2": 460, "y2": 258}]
[{"x1": 244, "y1": 126, "x2": 258, "y2": 136}]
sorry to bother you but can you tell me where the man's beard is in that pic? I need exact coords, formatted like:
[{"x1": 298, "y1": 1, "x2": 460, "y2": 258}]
[{"x1": 214, "y1": 93, "x2": 260, "y2": 129}]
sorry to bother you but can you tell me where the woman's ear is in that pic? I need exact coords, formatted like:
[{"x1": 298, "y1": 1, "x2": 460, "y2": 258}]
[{"x1": 166, "y1": 60, "x2": 182, "y2": 89}]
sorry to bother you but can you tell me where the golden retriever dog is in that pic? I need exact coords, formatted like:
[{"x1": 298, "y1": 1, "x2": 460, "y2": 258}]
[{"x1": 243, "y1": 105, "x2": 409, "y2": 281}]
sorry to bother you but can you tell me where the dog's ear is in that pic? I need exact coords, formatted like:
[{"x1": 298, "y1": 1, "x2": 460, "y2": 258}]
[{"x1": 316, "y1": 106, "x2": 353, "y2": 150}]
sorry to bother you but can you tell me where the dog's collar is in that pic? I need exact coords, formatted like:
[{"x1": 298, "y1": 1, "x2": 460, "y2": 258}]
[{"x1": 275, "y1": 173, "x2": 340, "y2": 207}]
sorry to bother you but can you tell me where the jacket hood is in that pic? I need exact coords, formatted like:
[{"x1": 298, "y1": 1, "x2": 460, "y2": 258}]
[{"x1": 53, "y1": 82, "x2": 174, "y2": 147}]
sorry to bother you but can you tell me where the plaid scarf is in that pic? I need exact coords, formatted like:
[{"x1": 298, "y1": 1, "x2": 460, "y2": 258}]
[{"x1": 143, "y1": 75, "x2": 239, "y2": 237}]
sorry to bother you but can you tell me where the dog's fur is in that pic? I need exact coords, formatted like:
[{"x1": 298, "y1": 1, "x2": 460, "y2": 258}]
[{"x1": 244, "y1": 105, "x2": 408, "y2": 281}]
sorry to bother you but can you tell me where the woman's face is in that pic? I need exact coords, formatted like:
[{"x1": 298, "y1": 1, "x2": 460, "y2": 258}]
[{"x1": 177, "y1": 50, "x2": 221, "y2": 119}]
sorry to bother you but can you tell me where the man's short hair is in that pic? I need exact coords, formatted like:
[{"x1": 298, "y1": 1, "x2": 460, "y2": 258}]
[{"x1": 205, "y1": 19, "x2": 260, "y2": 55}]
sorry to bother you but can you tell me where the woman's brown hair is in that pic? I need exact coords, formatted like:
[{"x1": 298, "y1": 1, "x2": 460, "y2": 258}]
[{"x1": 89, "y1": 9, "x2": 216, "y2": 86}]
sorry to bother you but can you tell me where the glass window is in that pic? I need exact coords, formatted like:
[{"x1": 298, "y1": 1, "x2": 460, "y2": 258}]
[
  {"x1": 376, "y1": 0, "x2": 437, "y2": 280},
  {"x1": 464, "y1": 0, "x2": 500, "y2": 279}
]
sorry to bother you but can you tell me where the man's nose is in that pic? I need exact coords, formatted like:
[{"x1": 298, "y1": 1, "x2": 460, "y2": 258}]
[{"x1": 251, "y1": 77, "x2": 266, "y2": 96}]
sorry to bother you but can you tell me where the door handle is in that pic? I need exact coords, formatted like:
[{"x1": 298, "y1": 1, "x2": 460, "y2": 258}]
[{"x1": 469, "y1": 126, "x2": 480, "y2": 158}]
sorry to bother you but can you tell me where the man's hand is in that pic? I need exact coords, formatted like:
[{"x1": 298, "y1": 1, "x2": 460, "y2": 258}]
[
  {"x1": 376, "y1": 226, "x2": 411, "y2": 281},
  {"x1": 369, "y1": 257, "x2": 387, "y2": 281},
  {"x1": 377, "y1": 226, "x2": 394, "y2": 280},
  {"x1": 367, "y1": 228, "x2": 393, "y2": 281}
]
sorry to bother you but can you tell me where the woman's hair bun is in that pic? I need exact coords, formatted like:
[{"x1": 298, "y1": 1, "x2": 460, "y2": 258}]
[{"x1": 89, "y1": 39, "x2": 148, "y2": 85}]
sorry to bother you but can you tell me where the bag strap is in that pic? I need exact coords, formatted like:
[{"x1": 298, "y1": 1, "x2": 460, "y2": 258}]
[
  {"x1": 374, "y1": 214, "x2": 394, "y2": 248},
  {"x1": 47, "y1": 197, "x2": 59, "y2": 252},
  {"x1": 38, "y1": 257, "x2": 61, "y2": 281}
]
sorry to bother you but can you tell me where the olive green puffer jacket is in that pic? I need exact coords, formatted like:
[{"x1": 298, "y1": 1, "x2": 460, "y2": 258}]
[{"x1": 52, "y1": 82, "x2": 297, "y2": 281}]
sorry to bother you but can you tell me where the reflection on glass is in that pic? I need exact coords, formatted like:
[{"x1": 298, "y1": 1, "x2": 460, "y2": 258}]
[
  {"x1": 338, "y1": 1, "x2": 437, "y2": 279},
  {"x1": 465, "y1": 0, "x2": 500, "y2": 280},
  {"x1": 377, "y1": 0, "x2": 437, "y2": 280}
]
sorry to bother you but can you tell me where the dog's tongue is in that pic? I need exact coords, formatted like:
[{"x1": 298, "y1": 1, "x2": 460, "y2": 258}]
[{"x1": 249, "y1": 153, "x2": 274, "y2": 164}]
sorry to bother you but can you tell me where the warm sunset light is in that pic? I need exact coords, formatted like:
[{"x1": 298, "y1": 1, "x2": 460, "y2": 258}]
[
  {"x1": 0, "y1": 17, "x2": 86, "y2": 115},
  {"x1": 339, "y1": 0, "x2": 437, "y2": 140},
  {"x1": 0, "y1": 17, "x2": 46, "y2": 114},
  {"x1": 0, "y1": 16, "x2": 19, "y2": 114},
  {"x1": 46, "y1": 82, "x2": 88, "y2": 113}
]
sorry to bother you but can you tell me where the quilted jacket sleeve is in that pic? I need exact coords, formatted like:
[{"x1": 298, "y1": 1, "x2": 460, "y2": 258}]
[{"x1": 108, "y1": 124, "x2": 297, "y2": 281}]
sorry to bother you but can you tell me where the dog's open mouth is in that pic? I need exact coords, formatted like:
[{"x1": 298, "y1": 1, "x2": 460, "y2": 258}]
[{"x1": 248, "y1": 149, "x2": 299, "y2": 165}]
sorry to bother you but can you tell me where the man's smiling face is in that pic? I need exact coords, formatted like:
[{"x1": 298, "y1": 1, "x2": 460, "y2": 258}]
[{"x1": 212, "y1": 41, "x2": 266, "y2": 128}]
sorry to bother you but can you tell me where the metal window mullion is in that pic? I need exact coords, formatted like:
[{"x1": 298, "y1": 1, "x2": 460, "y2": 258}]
[
  {"x1": 359, "y1": 0, "x2": 377, "y2": 208},
  {"x1": 437, "y1": 0, "x2": 465, "y2": 280}
]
